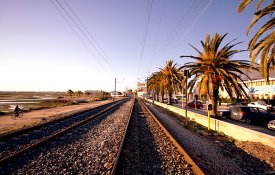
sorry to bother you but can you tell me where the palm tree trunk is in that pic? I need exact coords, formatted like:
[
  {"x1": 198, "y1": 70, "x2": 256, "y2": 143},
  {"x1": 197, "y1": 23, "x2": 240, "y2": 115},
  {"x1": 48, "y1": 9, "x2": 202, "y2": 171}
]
[
  {"x1": 156, "y1": 92, "x2": 159, "y2": 101},
  {"x1": 168, "y1": 90, "x2": 172, "y2": 105},
  {"x1": 160, "y1": 89, "x2": 164, "y2": 102}
]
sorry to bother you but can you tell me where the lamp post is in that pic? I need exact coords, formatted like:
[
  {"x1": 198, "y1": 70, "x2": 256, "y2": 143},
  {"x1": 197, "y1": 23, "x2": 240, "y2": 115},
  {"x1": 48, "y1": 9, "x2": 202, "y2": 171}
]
[
  {"x1": 114, "y1": 78, "x2": 116, "y2": 101},
  {"x1": 114, "y1": 78, "x2": 125, "y2": 100},
  {"x1": 146, "y1": 77, "x2": 148, "y2": 99},
  {"x1": 184, "y1": 69, "x2": 189, "y2": 126},
  {"x1": 182, "y1": 88, "x2": 184, "y2": 109}
]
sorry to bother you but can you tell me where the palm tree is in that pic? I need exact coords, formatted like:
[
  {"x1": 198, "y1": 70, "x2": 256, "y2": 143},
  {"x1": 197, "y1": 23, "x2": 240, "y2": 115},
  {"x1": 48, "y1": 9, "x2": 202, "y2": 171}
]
[
  {"x1": 238, "y1": 0, "x2": 275, "y2": 81},
  {"x1": 67, "y1": 89, "x2": 74, "y2": 97},
  {"x1": 76, "y1": 90, "x2": 83, "y2": 97},
  {"x1": 85, "y1": 90, "x2": 91, "y2": 97},
  {"x1": 248, "y1": 87, "x2": 258, "y2": 100},
  {"x1": 160, "y1": 60, "x2": 183, "y2": 105},
  {"x1": 147, "y1": 71, "x2": 167, "y2": 102},
  {"x1": 147, "y1": 71, "x2": 162, "y2": 102},
  {"x1": 180, "y1": 33, "x2": 254, "y2": 116}
]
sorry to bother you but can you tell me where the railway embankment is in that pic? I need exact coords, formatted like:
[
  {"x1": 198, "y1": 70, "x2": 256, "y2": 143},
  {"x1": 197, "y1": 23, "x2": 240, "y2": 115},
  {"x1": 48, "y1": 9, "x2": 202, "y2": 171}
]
[{"x1": 146, "y1": 99, "x2": 275, "y2": 149}]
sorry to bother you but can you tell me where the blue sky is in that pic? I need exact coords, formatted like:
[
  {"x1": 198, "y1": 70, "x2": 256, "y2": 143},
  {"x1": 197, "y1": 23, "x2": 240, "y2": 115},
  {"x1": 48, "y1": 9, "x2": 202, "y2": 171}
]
[{"x1": 0, "y1": 0, "x2": 268, "y2": 92}]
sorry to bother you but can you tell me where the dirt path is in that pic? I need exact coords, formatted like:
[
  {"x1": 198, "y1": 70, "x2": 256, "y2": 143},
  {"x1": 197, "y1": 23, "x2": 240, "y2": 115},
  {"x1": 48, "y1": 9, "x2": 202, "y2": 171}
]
[{"x1": 0, "y1": 99, "x2": 115, "y2": 135}]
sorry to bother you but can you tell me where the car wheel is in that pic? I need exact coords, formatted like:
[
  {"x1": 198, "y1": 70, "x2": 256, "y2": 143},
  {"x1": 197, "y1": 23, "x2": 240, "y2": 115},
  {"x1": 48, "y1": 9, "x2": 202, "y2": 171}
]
[
  {"x1": 267, "y1": 121, "x2": 275, "y2": 130},
  {"x1": 245, "y1": 118, "x2": 251, "y2": 124},
  {"x1": 267, "y1": 123, "x2": 271, "y2": 129},
  {"x1": 226, "y1": 115, "x2": 231, "y2": 119}
]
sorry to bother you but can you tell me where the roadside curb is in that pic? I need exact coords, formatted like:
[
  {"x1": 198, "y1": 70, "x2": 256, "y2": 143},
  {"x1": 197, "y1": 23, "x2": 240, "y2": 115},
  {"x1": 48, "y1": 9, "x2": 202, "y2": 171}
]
[{"x1": 145, "y1": 99, "x2": 275, "y2": 149}]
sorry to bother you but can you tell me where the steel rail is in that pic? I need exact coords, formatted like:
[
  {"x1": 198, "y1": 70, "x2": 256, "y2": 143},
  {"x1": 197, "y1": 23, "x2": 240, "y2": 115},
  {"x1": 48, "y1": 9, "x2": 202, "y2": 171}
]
[
  {"x1": 111, "y1": 98, "x2": 135, "y2": 175},
  {"x1": 139, "y1": 99, "x2": 205, "y2": 175},
  {"x1": 0, "y1": 99, "x2": 127, "y2": 166},
  {"x1": 0, "y1": 99, "x2": 125, "y2": 141}
]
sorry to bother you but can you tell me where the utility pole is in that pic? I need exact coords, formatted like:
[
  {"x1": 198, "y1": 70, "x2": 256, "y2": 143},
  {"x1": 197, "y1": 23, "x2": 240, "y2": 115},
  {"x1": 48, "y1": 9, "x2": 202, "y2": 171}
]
[
  {"x1": 184, "y1": 69, "x2": 189, "y2": 126},
  {"x1": 146, "y1": 77, "x2": 148, "y2": 99},
  {"x1": 114, "y1": 78, "x2": 116, "y2": 101},
  {"x1": 182, "y1": 88, "x2": 184, "y2": 109}
]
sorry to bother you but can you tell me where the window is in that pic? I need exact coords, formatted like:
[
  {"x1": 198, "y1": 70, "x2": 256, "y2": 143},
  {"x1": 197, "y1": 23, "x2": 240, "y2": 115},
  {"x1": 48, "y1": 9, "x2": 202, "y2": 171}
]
[{"x1": 258, "y1": 108, "x2": 268, "y2": 115}]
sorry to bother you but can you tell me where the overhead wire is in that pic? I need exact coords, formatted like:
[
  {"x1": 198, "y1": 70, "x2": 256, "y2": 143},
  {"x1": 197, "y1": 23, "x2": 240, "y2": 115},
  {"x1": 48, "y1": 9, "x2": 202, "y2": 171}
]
[
  {"x1": 149, "y1": 0, "x2": 166, "y2": 74},
  {"x1": 148, "y1": 0, "x2": 214, "y2": 75},
  {"x1": 62, "y1": 0, "x2": 119, "y2": 76},
  {"x1": 179, "y1": 0, "x2": 214, "y2": 43},
  {"x1": 55, "y1": 0, "x2": 117, "y2": 76},
  {"x1": 148, "y1": 0, "x2": 199, "y2": 72},
  {"x1": 50, "y1": 0, "x2": 117, "y2": 77},
  {"x1": 49, "y1": 0, "x2": 113, "y2": 77},
  {"x1": 137, "y1": 0, "x2": 154, "y2": 78}
]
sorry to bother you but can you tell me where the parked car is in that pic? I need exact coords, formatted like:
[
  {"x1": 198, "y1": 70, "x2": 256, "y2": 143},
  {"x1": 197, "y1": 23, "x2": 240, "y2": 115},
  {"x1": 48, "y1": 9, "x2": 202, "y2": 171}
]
[
  {"x1": 171, "y1": 98, "x2": 178, "y2": 104},
  {"x1": 174, "y1": 95, "x2": 184, "y2": 100},
  {"x1": 185, "y1": 100, "x2": 204, "y2": 109},
  {"x1": 248, "y1": 100, "x2": 272, "y2": 110},
  {"x1": 267, "y1": 120, "x2": 275, "y2": 130},
  {"x1": 163, "y1": 98, "x2": 178, "y2": 104},
  {"x1": 229, "y1": 105, "x2": 275, "y2": 126},
  {"x1": 217, "y1": 110, "x2": 231, "y2": 119}
]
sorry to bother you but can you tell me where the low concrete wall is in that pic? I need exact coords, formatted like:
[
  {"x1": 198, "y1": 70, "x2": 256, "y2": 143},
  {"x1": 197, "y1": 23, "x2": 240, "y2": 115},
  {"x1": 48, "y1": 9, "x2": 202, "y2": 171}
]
[{"x1": 147, "y1": 99, "x2": 275, "y2": 148}]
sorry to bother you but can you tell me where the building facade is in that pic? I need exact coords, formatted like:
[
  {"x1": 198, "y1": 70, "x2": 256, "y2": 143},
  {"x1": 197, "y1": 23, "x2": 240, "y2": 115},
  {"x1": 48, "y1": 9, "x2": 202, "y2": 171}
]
[
  {"x1": 220, "y1": 67, "x2": 275, "y2": 99},
  {"x1": 137, "y1": 82, "x2": 147, "y2": 98}
]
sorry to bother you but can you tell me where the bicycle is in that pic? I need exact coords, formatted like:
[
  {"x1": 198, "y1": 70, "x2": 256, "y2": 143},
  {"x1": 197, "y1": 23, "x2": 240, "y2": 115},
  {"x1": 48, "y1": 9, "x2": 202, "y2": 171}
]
[{"x1": 11, "y1": 110, "x2": 23, "y2": 119}]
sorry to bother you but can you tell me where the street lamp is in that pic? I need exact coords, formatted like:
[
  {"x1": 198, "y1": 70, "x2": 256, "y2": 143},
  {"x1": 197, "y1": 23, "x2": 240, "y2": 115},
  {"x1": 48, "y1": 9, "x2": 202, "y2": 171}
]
[
  {"x1": 114, "y1": 78, "x2": 125, "y2": 100},
  {"x1": 184, "y1": 69, "x2": 189, "y2": 126}
]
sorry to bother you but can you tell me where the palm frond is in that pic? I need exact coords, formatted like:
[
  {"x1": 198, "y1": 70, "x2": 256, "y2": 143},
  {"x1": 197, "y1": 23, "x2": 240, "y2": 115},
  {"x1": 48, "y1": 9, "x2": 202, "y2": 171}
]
[
  {"x1": 180, "y1": 55, "x2": 204, "y2": 61},
  {"x1": 256, "y1": 0, "x2": 264, "y2": 10},
  {"x1": 248, "y1": 18, "x2": 275, "y2": 54},
  {"x1": 251, "y1": 31, "x2": 275, "y2": 64},
  {"x1": 237, "y1": 0, "x2": 252, "y2": 13},
  {"x1": 189, "y1": 44, "x2": 203, "y2": 55},
  {"x1": 246, "y1": 3, "x2": 275, "y2": 35}
]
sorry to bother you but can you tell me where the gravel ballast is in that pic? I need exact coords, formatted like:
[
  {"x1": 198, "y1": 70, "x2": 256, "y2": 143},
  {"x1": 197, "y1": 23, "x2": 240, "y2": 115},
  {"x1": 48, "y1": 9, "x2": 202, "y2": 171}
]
[
  {"x1": 146, "y1": 103, "x2": 275, "y2": 175},
  {"x1": 2, "y1": 100, "x2": 133, "y2": 174},
  {"x1": 117, "y1": 99, "x2": 195, "y2": 174}
]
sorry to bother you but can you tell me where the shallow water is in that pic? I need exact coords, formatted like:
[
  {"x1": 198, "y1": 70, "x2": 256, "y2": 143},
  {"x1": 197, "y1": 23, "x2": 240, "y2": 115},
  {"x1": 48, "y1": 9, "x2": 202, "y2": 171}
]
[
  {"x1": 0, "y1": 101, "x2": 40, "y2": 104},
  {"x1": 0, "y1": 99, "x2": 48, "y2": 113}
]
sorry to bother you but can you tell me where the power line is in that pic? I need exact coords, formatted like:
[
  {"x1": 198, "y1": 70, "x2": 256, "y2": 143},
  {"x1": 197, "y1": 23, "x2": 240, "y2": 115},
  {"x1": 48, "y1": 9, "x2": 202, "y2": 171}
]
[
  {"x1": 62, "y1": 0, "x2": 119, "y2": 76},
  {"x1": 49, "y1": 0, "x2": 113, "y2": 77},
  {"x1": 51, "y1": 0, "x2": 117, "y2": 77},
  {"x1": 179, "y1": 0, "x2": 214, "y2": 43},
  {"x1": 138, "y1": 0, "x2": 154, "y2": 77},
  {"x1": 148, "y1": 0, "x2": 213, "y2": 75},
  {"x1": 55, "y1": 0, "x2": 117, "y2": 76},
  {"x1": 150, "y1": 0, "x2": 166, "y2": 68},
  {"x1": 148, "y1": 0, "x2": 199, "y2": 72}
]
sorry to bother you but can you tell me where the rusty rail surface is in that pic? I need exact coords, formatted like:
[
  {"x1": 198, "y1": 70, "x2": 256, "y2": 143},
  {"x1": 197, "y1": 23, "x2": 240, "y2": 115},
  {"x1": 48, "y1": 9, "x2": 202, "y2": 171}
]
[
  {"x1": 111, "y1": 98, "x2": 135, "y2": 175},
  {"x1": 0, "y1": 99, "x2": 127, "y2": 166},
  {"x1": 139, "y1": 99, "x2": 205, "y2": 175}
]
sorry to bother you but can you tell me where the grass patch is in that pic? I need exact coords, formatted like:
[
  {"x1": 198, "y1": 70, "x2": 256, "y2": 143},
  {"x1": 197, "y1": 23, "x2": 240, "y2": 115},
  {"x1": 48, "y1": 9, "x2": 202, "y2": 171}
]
[
  {"x1": 27, "y1": 101, "x2": 76, "y2": 110},
  {"x1": 156, "y1": 105, "x2": 236, "y2": 143}
]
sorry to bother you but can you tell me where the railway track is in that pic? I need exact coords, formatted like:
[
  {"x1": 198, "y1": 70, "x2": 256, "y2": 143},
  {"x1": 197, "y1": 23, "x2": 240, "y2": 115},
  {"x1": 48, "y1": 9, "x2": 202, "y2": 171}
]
[
  {"x1": 0, "y1": 98, "x2": 204, "y2": 174},
  {"x1": 112, "y1": 98, "x2": 204, "y2": 175},
  {"x1": 0, "y1": 99, "x2": 127, "y2": 171}
]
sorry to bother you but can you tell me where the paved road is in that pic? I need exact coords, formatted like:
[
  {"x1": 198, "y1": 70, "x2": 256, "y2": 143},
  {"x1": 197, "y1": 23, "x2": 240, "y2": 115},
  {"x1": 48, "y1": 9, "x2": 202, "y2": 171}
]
[{"x1": 170, "y1": 100, "x2": 275, "y2": 137}]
